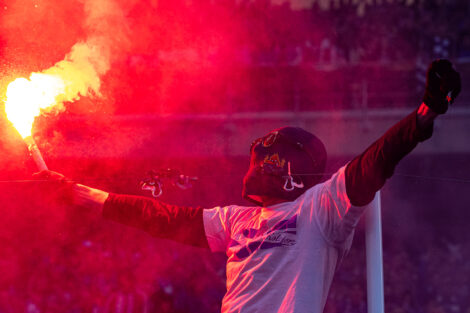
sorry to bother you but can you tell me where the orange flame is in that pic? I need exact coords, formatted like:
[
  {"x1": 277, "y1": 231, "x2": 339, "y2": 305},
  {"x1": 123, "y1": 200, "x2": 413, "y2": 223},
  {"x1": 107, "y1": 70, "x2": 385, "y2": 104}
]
[
  {"x1": 4, "y1": 41, "x2": 106, "y2": 138},
  {"x1": 5, "y1": 73, "x2": 66, "y2": 138},
  {"x1": 3, "y1": 0, "x2": 129, "y2": 139}
]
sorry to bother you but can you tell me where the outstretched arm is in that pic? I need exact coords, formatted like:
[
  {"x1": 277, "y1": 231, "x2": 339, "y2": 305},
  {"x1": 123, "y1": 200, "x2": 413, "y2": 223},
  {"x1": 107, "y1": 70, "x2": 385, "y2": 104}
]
[
  {"x1": 345, "y1": 59, "x2": 461, "y2": 206},
  {"x1": 102, "y1": 193, "x2": 209, "y2": 248},
  {"x1": 35, "y1": 173, "x2": 209, "y2": 248}
]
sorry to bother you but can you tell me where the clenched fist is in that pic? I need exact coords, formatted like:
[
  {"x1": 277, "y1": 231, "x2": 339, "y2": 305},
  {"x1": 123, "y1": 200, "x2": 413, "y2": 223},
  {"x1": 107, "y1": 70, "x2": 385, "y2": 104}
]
[{"x1": 422, "y1": 59, "x2": 461, "y2": 114}]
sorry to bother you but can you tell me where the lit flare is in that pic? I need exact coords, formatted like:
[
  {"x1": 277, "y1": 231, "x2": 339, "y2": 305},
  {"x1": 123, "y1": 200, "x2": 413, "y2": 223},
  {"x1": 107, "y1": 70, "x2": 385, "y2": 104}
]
[
  {"x1": 5, "y1": 73, "x2": 66, "y2": 138},
  {"x1": 4, "y1": 73, "x2": 68, "y2": 171}
]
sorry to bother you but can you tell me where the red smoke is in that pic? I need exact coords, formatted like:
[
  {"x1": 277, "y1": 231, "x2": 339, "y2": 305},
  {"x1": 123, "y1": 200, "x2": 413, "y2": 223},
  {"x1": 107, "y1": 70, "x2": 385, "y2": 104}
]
[{"x1": 0, "y1": 0, "x2": 428, "y2": 311}]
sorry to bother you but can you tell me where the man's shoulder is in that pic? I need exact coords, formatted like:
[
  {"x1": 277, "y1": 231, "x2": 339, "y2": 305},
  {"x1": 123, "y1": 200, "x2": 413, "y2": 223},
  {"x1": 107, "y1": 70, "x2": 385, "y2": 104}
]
[{"x1": 205, "y1": 204, "x2": 260, "y2": 217}]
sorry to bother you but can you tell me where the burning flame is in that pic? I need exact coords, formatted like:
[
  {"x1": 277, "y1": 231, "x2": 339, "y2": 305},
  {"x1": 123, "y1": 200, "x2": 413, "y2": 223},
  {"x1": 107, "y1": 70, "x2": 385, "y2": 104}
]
[
  {"x1": 3, "y1": 0, "x2": 129, "y2": 139},
  {"x1": 5, "y1": 74, "x2": 66, "y2": 138},
  {"x1": 4, "y1": 41, "x2": 107, "y2": 138}
]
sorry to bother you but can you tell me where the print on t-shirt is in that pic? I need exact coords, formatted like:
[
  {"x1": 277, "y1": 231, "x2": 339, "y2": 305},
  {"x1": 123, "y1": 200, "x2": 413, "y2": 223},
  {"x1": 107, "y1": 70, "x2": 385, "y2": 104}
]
[{"x1": 229, "y1": 215, "x2": 297, "y2": 260}]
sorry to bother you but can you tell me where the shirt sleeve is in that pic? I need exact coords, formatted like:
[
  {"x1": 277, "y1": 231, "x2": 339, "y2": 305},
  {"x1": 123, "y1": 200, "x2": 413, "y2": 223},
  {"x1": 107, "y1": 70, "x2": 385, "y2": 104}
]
[
  {"x1": 312, "y1": 166, "x2": 368, "y2": 247},
  {"x1": 203, "y1": 206, "x2": 234, "y2": 252},
  {"x1": 345, "y1": 109, "x2": 433, "y2": 206},
  {"x1": 103, "y1": 193, "x2": 209, "y2": 248}
]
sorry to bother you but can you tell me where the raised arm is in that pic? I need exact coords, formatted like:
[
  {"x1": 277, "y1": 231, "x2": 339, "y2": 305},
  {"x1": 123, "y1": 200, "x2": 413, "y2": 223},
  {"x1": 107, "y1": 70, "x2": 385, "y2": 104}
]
[{"x1": 345, "y1": 59, "x2": 461, "y2": 206}]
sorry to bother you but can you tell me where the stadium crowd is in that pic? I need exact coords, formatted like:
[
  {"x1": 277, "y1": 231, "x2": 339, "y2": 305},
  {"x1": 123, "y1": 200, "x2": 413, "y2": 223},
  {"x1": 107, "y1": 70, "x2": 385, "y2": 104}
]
[{"x1": 118, "y1": 0, "x2": 470, "y2": 114}]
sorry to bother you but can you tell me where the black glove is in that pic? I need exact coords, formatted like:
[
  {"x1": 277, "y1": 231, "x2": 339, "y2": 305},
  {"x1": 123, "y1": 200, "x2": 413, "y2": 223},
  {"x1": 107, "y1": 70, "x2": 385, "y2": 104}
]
[{"x1": 422, "y1": 59, "x2": 461, "y2": 114}]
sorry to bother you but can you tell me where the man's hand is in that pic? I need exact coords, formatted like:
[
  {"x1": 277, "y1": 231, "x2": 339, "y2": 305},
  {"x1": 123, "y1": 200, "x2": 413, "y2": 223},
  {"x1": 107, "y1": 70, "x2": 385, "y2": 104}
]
[
  {"x1": 422, "y1": 59, "x2": 461, "y2": 114},
  {"x1": 32, "y1": 170, "x2": 76, "y2": 205},
  {"x1": 33, "y1": 170, "x2": 109, "y2": 211}
]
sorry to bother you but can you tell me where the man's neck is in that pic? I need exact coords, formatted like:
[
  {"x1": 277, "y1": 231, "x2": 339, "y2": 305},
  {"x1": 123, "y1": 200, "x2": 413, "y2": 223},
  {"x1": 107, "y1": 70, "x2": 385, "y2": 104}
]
[{"x1": 261, "y1": 197, "x2": 287, "y2": 207}]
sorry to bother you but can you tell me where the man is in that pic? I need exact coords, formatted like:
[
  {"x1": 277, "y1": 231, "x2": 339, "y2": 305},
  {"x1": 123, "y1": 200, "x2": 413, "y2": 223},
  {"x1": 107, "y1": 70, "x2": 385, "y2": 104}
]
[{"x1": 39, "y1": 59, "x2": 461, "y2": 313}]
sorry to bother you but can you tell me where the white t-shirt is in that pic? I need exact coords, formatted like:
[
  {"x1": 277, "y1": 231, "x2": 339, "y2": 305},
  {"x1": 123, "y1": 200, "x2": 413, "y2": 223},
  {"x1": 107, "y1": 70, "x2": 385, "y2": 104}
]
[{"x1": 203, "y1": 166, "x2": 367, "y2": 313}]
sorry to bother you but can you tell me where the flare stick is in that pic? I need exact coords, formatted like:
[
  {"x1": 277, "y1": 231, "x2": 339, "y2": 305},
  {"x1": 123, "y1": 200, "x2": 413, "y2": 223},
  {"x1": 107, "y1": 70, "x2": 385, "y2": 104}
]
[{"x1": 24, "y1": 136, "x2": 48, "y2": 171}]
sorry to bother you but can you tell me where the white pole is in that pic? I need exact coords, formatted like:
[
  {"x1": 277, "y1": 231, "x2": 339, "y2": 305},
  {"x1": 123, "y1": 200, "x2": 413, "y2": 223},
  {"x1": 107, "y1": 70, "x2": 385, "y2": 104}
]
[{"x1": 365, "y1": 191, "x2": 385, "y2": 313}]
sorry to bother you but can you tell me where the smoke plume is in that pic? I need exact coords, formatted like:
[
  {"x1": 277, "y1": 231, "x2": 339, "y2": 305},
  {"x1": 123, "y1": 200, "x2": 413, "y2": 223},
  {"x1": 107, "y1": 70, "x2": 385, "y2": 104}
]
[{"x1": 44, "y1": 0, "x2": 130, "y2": 104}]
